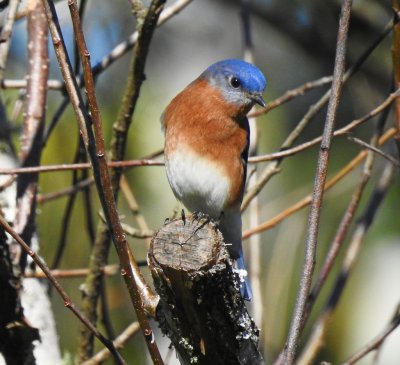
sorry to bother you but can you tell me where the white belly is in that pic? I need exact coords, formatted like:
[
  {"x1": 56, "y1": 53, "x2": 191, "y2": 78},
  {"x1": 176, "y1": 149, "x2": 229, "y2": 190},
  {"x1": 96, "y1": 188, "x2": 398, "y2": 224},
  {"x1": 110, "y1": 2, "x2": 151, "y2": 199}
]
[{"x1": 165, "y1": 148, "x2": 230, "y2": 218}]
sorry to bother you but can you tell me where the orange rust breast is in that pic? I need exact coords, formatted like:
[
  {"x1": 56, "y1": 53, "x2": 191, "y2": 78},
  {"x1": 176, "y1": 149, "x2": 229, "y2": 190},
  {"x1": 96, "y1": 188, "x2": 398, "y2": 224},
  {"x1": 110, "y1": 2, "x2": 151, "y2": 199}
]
[{"x1": 163, "y1": 78, "x2": 249, "y2": 207}]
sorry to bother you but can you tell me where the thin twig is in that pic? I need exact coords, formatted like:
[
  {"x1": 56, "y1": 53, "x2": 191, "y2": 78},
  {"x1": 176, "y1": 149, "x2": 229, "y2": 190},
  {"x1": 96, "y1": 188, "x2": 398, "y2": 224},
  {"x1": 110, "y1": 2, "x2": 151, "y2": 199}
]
[
  {"x1": 50, "y1": 140, "x2": 89, "y2": 270},
  {"x1": 249, "y1": 76, "x2": 332, "y2": 118},
  {"x1": 2, "y1": 0, "x2": 194, "y2": 92},
  {"x1": 121, "y1": 222, "x2": 154, "y2": 239},
  {"x1": 242, "y1": 16, "x2": 394, "y2": 212},
  {"x1": 0, "y1": 214, "x2": 127, "y2": 365},
  {"x1": 25, "y1": 261, "x2": 149, "y2": 279},
  {"x1": 250, "y1": 17, "x2": 395, "y2": 120},
  {"x1": 120, "y1": 176, "x2": 153, "y2": 247},
  {"x1": 0, "y1": 0, "x2": 20, "y2": 83},
  {"x1": 25, "y1": 264, "x2": 120, "y2": 279},
  {"x1": 348, "y1": 136, "x2": 400, "y2": 166},
  {"x1": 297, "y1": 93, "x2": 391, "y2": 364},
  {"x1": 25, "y1": 261, "x2": 148, "y2": 279},
  {"x1": 13, "y1": 0, "x2": 49, "y2": 270},
  {"x1": 81, "y1": 322, "x2": 141, "y2": 365},
  {"x1": 41, "y1": 1, "x2": 163, "y2": 363},
  {"x1": 249, "y1": 86, "x2": 400, "y2": 163},
  {"x1": 240, "y1": 0, "x2": 263, "y2": 324},
  {"x1": 284, "y1": 3, "x2": 353, "y2": 363},
  {"x1": 0, "y1": 174, "x2": 16, "y2": 192},
  {"x1": 306, "y1": 91, "x2": 390, "y2": 311},
  {"x1": 66, "y1": 1, "x2": 164, "y2": 363},
  {"x1": 43, "y1": 97, "x2": 69, "y2": 144},
  {"x1": 392, "y1": 3, "x2": 400, "y2": 152},
  {"x1": 341, "y1": 304, "x2": 400, "y2": 365},
  {"x1": 98, "y1": 212, "x2": 155, "y2": 239},
  {"x1": 37, "y1": 177, "x2": 93, "y2": 204},
  {"x1": 2, "y1": 78, "x2": 63, "y2": 89},
  {"x1": 73, "y1": 0, "x2": 97, "y2": 271},
  {"x1": 244, "y1": 87, "x2": 399, "y2": 251},
  {"x1": 298, "y1": 163, "x2": 395, "y2": 365},
  {"x1": 64, "y1": 18, "x2": 111, "y2": 354},
  {"x1": 243, "y1": 127, "x2": 397, "y2": 240},
  {"x1": 0, "y1": 159, "x2": 163, "y2": 175},
  {"x1": 40, "y1": 0, "x2": 194, "y2": 144},
  {"x1": 90, "y1": 0, "x2": 192, "y2": 80}
]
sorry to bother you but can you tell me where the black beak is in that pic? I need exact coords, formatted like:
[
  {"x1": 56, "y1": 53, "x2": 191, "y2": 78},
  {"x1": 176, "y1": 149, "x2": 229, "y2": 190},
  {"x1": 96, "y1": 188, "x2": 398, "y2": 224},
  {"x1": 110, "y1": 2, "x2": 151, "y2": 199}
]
[{"x1": 251, "y1": 94, "x2": 266, "y2": 108}]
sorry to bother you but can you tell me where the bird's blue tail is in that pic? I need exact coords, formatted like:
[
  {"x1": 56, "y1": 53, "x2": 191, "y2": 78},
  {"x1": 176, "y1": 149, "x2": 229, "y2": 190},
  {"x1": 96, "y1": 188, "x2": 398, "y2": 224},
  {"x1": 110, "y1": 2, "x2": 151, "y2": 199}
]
[{"x1": 235, "y1": 254, "x2": 253, "y2": 301}]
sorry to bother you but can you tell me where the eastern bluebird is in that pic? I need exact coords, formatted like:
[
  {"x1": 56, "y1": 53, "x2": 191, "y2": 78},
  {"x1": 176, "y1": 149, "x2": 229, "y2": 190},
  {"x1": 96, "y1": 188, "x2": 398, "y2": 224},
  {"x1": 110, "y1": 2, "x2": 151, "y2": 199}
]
[{"x1": 162, "y1": 59, "x2": 266, "y2": 300}]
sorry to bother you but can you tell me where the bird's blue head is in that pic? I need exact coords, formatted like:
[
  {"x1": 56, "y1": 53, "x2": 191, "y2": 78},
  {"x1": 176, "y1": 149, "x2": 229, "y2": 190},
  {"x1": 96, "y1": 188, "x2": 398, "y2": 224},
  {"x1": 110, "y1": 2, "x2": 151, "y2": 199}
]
[{"x1": 201, "y1": 59, "x2": 267, "y2": 110}]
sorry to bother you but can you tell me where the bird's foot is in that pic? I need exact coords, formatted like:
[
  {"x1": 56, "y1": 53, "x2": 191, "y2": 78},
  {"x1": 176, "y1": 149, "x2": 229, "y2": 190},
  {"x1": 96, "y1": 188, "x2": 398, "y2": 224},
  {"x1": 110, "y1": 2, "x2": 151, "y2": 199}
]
[{"x1": 192, "y1": 211, "x2": 208, "y2": 221}]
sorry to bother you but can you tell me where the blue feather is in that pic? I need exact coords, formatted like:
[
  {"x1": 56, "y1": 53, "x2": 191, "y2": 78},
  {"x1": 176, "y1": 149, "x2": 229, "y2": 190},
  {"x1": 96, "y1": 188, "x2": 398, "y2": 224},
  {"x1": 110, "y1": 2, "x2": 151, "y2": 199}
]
[{"x1": 202, "y1": 59, "x2": 266, "y2": 94}]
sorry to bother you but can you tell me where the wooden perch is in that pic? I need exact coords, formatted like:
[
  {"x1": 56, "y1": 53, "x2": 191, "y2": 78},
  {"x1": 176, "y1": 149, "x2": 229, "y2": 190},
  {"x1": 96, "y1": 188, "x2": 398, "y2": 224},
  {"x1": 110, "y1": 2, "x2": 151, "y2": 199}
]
[{"x1": 148, "y1": 214, "x2": 264, "y2": 365}]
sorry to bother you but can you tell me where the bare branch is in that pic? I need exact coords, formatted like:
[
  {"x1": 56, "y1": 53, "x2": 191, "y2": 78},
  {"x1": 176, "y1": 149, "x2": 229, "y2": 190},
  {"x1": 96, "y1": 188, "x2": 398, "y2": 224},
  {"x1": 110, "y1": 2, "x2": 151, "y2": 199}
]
[
  {"x1": 25, "y1": 264, "x2": 120, "y2": 279},
  {"x1": 298, "y1": 94, "x2": 391, "y2": 363},
  {"x1": 37, "y1": 177, "x2": 93, "y2": 203},
  {"x1": 2, "y1": 78, "x2": 63, "y2": 89},
  {"x1": 0, "y1": 159, "x2": 163, "y2": 175},
  {"x1": 243, "y1": 127, "x2": 397, "y2": 239},
  {"x1": 298, "y1": 163, "x2": 395, "y2": 365},
  {"x1": 392, "y1": 3, "x2": 400, "y2": 152},
  {"x1": 0, "y1": 213, "x2": 127, "y2": 365},
  {"x1": 348, "y1": 136, "x2": 400, "y2": 166},
  {"x1": 2, "y1": 0, "x2": 194, "y2": 92},
  {"x1": 64, "y1": 0, "x2": 165, "y2": 362},
  {"x1": 243, "y1": 16, "x2": 394, "y2": 213},
  {"x1": 120, "y1": 175, "x2": 153, "y2": 246},
  {"x1": 284, "y1": 3, "x2": 353, "y2": 362},
  {"x1": 249, "y1": 86, "x2": 400, "y2": 163},
  {"x1": 249, "y1": 76, "x2": 332, "y2": 118},
  {"x1": 13, "y1": 0, "x2": 49, "y2": 269},
  {"x1": 0, "y1": 0, "x2": 20, "y2": 82},
  {"x1": 81, "y1": 322, "x2": 141, "y2": 365},
  {"x1": 90, "y1": 0, "x2": 192, "y2": 79},
  {"x1": 341, "y1": 304, "x2": 400, "y2": 365}
]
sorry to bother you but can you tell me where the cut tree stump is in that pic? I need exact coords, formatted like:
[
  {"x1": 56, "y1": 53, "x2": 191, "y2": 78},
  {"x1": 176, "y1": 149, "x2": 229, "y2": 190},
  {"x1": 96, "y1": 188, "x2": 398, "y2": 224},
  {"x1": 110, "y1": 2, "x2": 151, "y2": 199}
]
[{"x1": 148, "y1": 214, "x2": 264, "y2": 365}]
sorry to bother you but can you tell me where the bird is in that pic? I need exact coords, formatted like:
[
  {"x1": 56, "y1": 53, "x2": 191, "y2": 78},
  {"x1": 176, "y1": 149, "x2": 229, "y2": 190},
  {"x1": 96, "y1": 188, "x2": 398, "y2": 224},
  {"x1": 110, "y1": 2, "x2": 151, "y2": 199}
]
[{"x1": 162, "y1": 59, "x2": 266, "y2": 300}]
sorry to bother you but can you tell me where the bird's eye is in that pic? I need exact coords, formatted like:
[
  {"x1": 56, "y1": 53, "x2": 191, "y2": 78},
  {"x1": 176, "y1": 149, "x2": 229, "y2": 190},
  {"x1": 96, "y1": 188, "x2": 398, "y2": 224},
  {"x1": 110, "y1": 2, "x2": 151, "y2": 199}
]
[{"x1": 230, "y1": 77, "x2": 241, "y2": 89}]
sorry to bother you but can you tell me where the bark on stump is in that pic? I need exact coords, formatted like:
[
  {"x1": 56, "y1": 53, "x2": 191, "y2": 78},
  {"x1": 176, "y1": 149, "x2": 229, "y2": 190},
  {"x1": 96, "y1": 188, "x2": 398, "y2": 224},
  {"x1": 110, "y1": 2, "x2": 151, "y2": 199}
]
[{"x1": 148, "y1": 214, "x2": 263, "y2": 365}]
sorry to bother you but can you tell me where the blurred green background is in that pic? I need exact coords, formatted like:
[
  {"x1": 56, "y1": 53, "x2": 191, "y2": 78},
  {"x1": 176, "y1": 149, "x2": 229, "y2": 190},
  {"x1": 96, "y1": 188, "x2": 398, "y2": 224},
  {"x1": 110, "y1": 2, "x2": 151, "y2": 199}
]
[{"x1": 3, "y1": 0, "x2": 400, "y2": 364}]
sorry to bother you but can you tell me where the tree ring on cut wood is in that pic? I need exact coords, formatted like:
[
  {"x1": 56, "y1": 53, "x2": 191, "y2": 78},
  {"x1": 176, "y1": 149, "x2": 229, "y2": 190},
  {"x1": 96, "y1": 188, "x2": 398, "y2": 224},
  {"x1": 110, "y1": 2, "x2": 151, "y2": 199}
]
[{"x1": 150, "y1": 214, "x2": 226, "y2": 272}]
